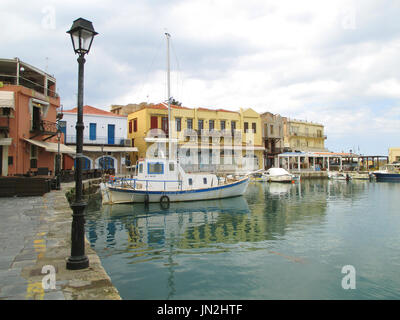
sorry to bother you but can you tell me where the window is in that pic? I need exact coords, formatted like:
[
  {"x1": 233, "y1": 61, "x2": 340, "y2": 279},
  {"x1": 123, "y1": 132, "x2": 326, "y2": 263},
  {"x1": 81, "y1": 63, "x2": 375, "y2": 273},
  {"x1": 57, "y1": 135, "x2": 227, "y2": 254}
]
[
  {"x1": 252, "y1": 122, "x2": 256, "y2": 133},
  {"x1": 89, "y1": 123, "x2": 96, "y2": 141},
  {"x1": 244, "y1": 122, "x2": 249, "y2": 132},
  {"x1": 129, "y1": 120, "x2": 132, "y2": 133},
  {"x1": 169, "y1": 162, "x2": 175, "y2": 171},
  {"x1": 203, "y1": 177, "x2": 207, "y2": 184},
  {"x1": 231, "y1": 121, "x2": 236, "y2": 130},
  {"x1": 187, "y1": 118, "x2": 193, "y2": 130},
  {"x1": 188, "y1": 178, "x2": 193, "y2": 186},
  {"x1": 148, "y1": 162, "x2": 164, "y2": 174},
  {"x1": 131, "y1": 138, "x2": 135, "y2": 147},
  {"x1": 134, "y1": 119, "x2": 137, "y2": 132},
  {"x1": 270, "y1": 125, "x2": 274, "y2": 135},
  {"x1": 0, "y1": 107, "x2": 12, "y2": 116},
  {"x1": 138, "y1": 163, "x2": 143, "y2": 174},
  {"x1": 151, "y1": 116, "x2": 158, "y2": 129},
  {"x1": 175, "y1": 118, "x2": 181, "y2": 132},
  {"x1": 198, "y1": 119, "x2": 204, "y2": 130},
  {"x1": 209, "y1": 120, "x2": 215, "y2": 130},
  {"x1": 30, "y1": 145, "x2": 38, "y2": 168},
  {"x1": 220, "y1": 120, "x2": 226, "y2": 130}
]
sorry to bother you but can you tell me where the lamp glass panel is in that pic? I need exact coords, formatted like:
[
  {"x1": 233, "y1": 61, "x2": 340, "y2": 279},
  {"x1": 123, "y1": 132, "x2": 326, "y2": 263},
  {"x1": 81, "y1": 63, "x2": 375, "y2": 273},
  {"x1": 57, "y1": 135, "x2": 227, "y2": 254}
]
[{"x1": 80, "y1": 29, "x2": 94, "y2": 52}]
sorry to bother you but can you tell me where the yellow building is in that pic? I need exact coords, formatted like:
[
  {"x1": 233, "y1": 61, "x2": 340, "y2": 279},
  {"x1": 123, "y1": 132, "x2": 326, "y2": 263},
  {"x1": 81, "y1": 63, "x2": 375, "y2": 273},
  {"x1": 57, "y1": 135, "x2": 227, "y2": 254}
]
[
  {"x1": 126, "y1": 103, "x2": 264, "y2": 171},
  {"x1": 389, "y1": 147, "x2": 400, "y2": 163},
  {"x1": 283, "y1": 118, "x2": 327, "y2": 152}
]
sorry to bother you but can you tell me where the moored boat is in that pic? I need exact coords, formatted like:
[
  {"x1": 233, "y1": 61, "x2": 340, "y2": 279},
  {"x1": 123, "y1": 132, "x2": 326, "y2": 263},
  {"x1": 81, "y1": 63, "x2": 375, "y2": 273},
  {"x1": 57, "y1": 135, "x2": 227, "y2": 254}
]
[
  {"x1": 100, "y1": 158, "x2": 249, "y2": 204},
  {"x1": 264, "y1": 168, "x2": 296, "y2": 183},
  {"x1": 371, "y1": 164, "x2": 400, "y2": 182},
  {"x1": 328, "y1": 171, "x2": 351, "y2": 181}
]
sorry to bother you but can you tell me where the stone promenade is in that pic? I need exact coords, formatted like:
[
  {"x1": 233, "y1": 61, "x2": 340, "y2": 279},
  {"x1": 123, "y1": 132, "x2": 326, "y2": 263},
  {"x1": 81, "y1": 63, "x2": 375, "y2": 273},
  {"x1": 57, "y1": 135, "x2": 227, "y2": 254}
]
[{"x1": 0, "y1": 183, "x2": 121, "y2": 300}]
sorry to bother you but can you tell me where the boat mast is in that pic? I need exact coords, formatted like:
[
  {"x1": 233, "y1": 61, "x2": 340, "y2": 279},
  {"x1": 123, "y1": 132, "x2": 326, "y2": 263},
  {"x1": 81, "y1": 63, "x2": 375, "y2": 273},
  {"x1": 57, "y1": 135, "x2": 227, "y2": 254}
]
[{"x1": 165, "y1": 32, "x2": 172, "y2": 160}]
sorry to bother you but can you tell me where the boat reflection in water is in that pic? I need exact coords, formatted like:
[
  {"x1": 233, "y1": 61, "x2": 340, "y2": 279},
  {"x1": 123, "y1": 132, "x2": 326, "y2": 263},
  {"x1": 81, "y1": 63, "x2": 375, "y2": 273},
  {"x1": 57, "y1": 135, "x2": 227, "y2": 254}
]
[{"x1": 86, "y1": 195, "x2": 250, "y2": 250}]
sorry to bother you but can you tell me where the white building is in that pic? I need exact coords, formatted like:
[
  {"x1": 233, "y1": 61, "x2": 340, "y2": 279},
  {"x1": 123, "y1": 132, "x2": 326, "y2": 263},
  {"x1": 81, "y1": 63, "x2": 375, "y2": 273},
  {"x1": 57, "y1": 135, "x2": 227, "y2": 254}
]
[{"x1": 62, "y1": 105, "x2": 137, "y2": 174}]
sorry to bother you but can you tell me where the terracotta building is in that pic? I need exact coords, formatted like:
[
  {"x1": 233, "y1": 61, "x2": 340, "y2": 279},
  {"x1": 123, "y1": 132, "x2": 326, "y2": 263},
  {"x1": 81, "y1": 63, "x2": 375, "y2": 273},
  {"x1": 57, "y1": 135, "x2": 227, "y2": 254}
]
[{"x1": 0, "y1": 58, "x2": 74, "y2": 177}]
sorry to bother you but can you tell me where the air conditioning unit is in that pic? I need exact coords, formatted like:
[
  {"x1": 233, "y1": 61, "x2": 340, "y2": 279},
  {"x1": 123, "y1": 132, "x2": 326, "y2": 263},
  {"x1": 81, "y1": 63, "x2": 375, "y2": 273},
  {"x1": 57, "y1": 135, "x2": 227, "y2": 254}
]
[{"x1": 120, "y1": 139, "x2": 131, "y2": 147}]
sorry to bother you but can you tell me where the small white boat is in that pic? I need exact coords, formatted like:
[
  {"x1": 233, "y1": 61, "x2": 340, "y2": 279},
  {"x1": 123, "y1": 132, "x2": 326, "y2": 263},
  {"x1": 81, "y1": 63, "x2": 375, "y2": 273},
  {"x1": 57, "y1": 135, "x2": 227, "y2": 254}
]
[
  {"x1": 349, "y1": 172, "x2": 370, "y2": 180},
  {"x1": 328, "y1": 171, "x2": 351, "y2": 180},
  {"x1": 100, "y1": 158, "x2": 249, "y2": 204},
  {"x1": 264, "y1": 168, "x2": 296, "y2": 183}
]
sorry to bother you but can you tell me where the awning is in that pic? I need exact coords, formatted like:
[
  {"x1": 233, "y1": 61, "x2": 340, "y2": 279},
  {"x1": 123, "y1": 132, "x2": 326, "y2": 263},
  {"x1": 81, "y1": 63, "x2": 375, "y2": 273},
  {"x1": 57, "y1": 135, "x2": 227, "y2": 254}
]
[
  {"x1": 82, "y1": 146, "x2": 138, "y2": 152},
  {"x1": 24, "y1": 138, "x2": 76, "y2": 154},
  {"x1": 0, "y1": 91, "x2": 15, "y2": 109}
]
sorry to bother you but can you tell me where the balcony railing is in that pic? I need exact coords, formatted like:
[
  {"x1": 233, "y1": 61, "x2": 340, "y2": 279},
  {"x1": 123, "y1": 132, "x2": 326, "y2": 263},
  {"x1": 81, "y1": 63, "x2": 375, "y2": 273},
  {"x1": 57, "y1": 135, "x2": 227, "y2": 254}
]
[
  {"x1": 264, "y1": 147, "x2": 283, "y2": 155},
  {"x1": 30, "y1": 119, "x2": 58, "y2": 135},
  {"x1": 65, "y1": 135, "x2": 131, "y2": 146},
  {"x1": 289, "y1": 131, "x2": 327, "y2": 139},
  {"x1": 0, "y1": 74, "x2": 58, "y2": 98}
]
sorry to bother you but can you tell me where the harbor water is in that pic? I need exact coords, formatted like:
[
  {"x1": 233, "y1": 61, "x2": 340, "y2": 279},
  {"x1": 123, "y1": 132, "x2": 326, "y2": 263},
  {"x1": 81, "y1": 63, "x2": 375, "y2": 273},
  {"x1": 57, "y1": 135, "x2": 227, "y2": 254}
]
[{"x1": 85, "y1": 179, "x2": 400, "y2": 299}]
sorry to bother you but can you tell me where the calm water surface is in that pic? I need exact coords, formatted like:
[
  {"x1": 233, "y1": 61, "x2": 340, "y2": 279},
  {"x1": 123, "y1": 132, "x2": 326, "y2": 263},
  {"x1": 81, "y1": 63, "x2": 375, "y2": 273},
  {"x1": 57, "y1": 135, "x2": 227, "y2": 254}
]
[{"x1": 85, "y1": 180, "x2": 400, "y2": 299}]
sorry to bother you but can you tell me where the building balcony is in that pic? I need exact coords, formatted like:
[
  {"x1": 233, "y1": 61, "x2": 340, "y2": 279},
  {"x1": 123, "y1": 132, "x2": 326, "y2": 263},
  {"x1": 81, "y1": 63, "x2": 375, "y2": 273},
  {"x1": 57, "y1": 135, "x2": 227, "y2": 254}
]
[
  {"x1": 0, "y1": 59, "x2": 58, "y2": 98},
  {"x1": 65, "y1": 135, "x2": 131, "y2": 146},
  {"x1": 29, "y1": 120, "x2": 58, "y2": 140}
]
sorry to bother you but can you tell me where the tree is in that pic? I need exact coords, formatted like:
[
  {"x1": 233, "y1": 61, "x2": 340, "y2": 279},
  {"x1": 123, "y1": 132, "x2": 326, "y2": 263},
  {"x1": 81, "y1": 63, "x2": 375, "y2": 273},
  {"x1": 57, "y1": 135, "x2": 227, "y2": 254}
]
[{"x1": 170, "y1": 98, "x2": 182, "y2": 106}]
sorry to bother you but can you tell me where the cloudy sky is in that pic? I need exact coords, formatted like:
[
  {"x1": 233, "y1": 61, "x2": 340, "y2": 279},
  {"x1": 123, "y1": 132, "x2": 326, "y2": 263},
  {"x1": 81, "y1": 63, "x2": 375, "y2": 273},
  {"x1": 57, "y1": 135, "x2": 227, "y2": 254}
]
[{"x1": 1, "y1": 0, "x2": 400, "y2": 154}]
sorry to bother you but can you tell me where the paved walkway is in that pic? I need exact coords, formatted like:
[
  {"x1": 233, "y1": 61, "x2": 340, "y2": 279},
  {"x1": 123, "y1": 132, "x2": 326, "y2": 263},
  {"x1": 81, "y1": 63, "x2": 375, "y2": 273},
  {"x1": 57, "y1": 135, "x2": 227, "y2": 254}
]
[{"x1": 0, "y1": 183, "x2": 121, "y2": 300}]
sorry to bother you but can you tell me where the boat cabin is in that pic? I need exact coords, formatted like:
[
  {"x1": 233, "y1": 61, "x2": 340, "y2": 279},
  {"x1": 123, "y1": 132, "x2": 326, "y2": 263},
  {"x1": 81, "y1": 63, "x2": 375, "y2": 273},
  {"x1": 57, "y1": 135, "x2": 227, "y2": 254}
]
[{"x1": 135, "y1": 158, "x2": 218, "y2": 190}]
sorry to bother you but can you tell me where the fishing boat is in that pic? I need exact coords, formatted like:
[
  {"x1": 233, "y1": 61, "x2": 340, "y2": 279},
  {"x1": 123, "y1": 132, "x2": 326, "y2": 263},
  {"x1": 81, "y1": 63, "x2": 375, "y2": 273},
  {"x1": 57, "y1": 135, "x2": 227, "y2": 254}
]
[
  {"x1": 100, "y1": 158, "x2": 249, "y2": 204},
  {"x1": 99, "y1": 33, "x2": 249, "y2": 205}
]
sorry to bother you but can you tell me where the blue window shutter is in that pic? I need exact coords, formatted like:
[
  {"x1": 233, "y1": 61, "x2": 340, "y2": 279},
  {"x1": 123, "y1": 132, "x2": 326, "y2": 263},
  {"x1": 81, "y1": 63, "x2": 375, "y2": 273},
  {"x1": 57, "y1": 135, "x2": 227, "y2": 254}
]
[{"x1": 89, "y1": 123, "x2": 96, "y2": 141}]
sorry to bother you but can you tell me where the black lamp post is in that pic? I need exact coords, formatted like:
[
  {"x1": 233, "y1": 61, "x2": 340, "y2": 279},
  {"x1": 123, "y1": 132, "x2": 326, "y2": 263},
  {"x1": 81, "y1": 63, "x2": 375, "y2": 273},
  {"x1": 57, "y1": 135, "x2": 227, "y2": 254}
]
[
  {"x1": 55, "y1": 128, "x2": 62, "y2": 190},
  {"x1": 66, "y1": 18, "x2": 98, "y2": 270}
]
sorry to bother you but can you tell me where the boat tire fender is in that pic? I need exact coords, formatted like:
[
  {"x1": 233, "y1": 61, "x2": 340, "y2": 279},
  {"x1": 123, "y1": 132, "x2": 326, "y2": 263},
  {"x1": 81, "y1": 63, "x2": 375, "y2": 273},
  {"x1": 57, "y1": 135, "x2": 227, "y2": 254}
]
[{"x1": 160, "y1": 195, "x2": 170, "y2": 209}]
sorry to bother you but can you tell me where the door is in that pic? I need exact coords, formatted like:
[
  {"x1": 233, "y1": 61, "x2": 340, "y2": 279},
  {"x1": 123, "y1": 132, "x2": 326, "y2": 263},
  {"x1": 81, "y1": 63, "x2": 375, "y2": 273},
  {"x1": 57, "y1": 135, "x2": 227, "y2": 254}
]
[
  {"x1": 151, "y1": 116, "x2": 158, "y2": 129},
  {"x1": 32, "y1": 107, "x2": 41, "y2": 130},
  {"x1": 108, "y1": 124, "x2": 115, "y2": 145}
]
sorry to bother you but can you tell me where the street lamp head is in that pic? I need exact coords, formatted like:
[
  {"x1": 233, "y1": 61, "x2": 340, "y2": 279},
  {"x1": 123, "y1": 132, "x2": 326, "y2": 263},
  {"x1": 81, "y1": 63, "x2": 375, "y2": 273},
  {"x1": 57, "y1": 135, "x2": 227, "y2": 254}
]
[{"x1": 67, "y1": 18, "x2": 98, "y2": 56}]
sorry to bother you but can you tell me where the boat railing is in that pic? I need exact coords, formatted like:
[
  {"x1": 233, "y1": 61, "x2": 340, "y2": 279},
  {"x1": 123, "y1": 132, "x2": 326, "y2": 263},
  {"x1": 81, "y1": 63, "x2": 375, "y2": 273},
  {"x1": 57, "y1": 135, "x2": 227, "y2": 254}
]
[{"x1": 109, "y1": 177, "x2": 184, "y2": 191}]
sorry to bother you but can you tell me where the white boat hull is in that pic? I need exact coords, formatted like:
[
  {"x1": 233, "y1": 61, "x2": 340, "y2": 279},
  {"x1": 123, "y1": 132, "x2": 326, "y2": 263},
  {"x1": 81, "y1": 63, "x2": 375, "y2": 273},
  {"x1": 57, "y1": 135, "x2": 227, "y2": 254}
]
[
  {"x1": 101, "y1": 177, "x2": 249, "y2": 204},
  {"x1": 269, "y1": 175, "x2": 294, "y2": 183}
]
